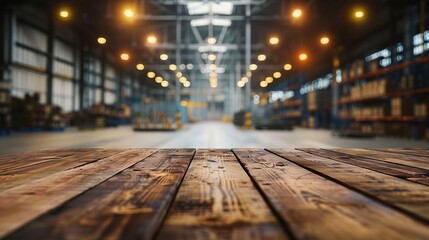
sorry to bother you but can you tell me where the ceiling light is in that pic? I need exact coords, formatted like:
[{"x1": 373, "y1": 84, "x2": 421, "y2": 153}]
[
  {"x1": 187, "y1": 64, "x2": 194, "y2": 70},
  {"x1": 292, "y1": 9, "x2": 302, "y2": 18},
  {"x1": 273, "y1": 72, "x2": 281, "y2": 78},
  {"x1": 207, "y1": 37, "x2": 216, "y2": 44},
  {"x1": 160, "y1": 54, "x2": 168, "y2": 61},
  {"x1": 120, "y1": 53, "x2": 130, "y2": 61},
  {"x1": 260, "y1": 81, "x2": 268, "y2": 88},
  {"x1": 246, "y1": 71, "x2": 252, "y2": 77},
  {"x1": 257, "y1": 54, "x2": 266, "y2": 61},
  {"x1": 97, "y1": 37, "x2": 106, "y2": 45},
  {"x1": 155, "y1": 76, "x2": 163, "y2": 83},
  {"x1": 147, "y1": 72, "x2": 155, "y2": 78},
  {"x1": 59, "y1": 9, "x2": 69, "y2": 19},
  {"x1": 208, "y1": 54, "x2": 217, "y2": 61},
  {"x1": 237, "y1": 81, "x2": 245, "y2": 88},
  {"x1": 249, "y1": 64, "x2": 258, "y2": 71},
  {"x1": 299, "y1": 53, "x2": 308, "y2": 61},
  {"x1": 176, "y1": 72, "x2": 183, "y2": 78},
  {"x1": 284, "y1": 64, "x2": 292, "y2": 71},
  {"x1": 354, "y1": 10, "x2": 364, "y2": 19},
  {"x1": 169, "y1": 64, "x2": 177, "y2": 71},
  {"x1": 210, "y1": 72, "x2": 217, "y2": 78},
  {"x1": 187, "y1": 2, "x2": 234, "y2": 15},
  {"x1": 161, "y1": 81, "x2": 169, "y2": 87},
  {"x1": 320, "y1": 36, "x2": 330, "y2": 45},
  {"x1": 179, "y1": 77, "x2": 187, "y2": 83},
  {"x1": 241, "y1": 77, "x2": 248, "y2": 83},
  {"x1": 183, "y1": 81, "x2": 191, "y2": 87},
  {"x1": 147, "y1": 35, "x2": 157, "y2": 44},
  {"x1": 180, "y1": 64, "x2": 186, "y2": 70},
  {"x1": 269, "y1": 36, "x2": 280, "y2": 45},
  {"x1": 198, "y1": 45, "x2": 228, "y2": 53},
  {"x1": 191, "y1": 18, "x2": 231, "y2": 27},
  {"x1": 136, "y1": 64, "x2": 145, "y2": 70},
  {"x1": 123, "y1": 9, "x2": 134, "y2": 18},
  {"x1": 265, "y1": 77, "x2": 273, "y2": 83}
]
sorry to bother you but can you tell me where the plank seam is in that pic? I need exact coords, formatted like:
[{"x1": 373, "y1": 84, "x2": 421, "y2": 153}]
[
  {"x1": 151, "y1": 149, "x2": 197, "y2": 240},
  {"x1": 231, "y1": 149, "x2": 297, "y2": 240},
  {"x1": 266, "y1": 149, "x2": 429, "y2": 226},
  {"x1": 298, "y1": 149, "x2": 429, "y2": 187}
]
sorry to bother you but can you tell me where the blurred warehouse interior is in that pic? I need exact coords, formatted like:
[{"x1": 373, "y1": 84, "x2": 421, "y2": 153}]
[{"x1": 0, "y1": 0, "x2": 429, "y2": 152}]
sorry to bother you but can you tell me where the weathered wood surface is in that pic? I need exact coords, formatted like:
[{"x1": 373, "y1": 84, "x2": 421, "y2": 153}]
[
  {"x1": 234, "y1": 149, "x2": 429, "y2": 239},
  {"x1": 0, "y1": 149, "x2": 157, "y2": 238},
  {"x1": 329, "y1": 148, "x2": 429, "y2": 171},
  {"x1": 5, "y1": 149, "x2": 194, "y2": 240},
  {"x1": 1, "y1": 148, "x2": 429, "y2": 240},
  {"x1": 269, "y1": 149, "x2": 429, "y2": 223},
  {"x1": 369, "y1": 148, "x2": 429, "y2": 158},
  {"x1": 157, "y1": 149, "x2": 288, "y2": 240},
  {"x1": 298, "y1": 148, "x2": 429, "y2": 186},
  {"x1": 0, "y1": 149, "x2": 124, "y2": 192}
]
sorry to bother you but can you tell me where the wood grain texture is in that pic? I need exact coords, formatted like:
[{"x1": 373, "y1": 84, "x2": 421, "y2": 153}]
[
  {"x1": 234, "y1": 149, "x2": 429, "y2": 240},
  {"x1": 157, "y1": 149, "x2": 288, "y2": 240},
  {"x1": 268, "y1": 149, "x2": 429, "y2": 223},
  {"x1": 0, "y1": 149, "x2": 124, "y2": 192},
  {"x1": 5, "y1": 149, "x2": 195, "y2": 240},
  {"x1": 0, "y1": 149, "x2": 157, "y2": 238},
  {"x1": 329, "y1": 148, "x2": 429, "y2": 171},
  {"x1": 298, "y1": 148, "x2": 429, "y2": 186},
  {"x1": 369, "y1": 148, "x2": 429, "y2": 159}
]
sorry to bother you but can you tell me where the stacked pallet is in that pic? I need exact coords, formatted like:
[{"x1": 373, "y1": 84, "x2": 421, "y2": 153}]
[
  {"x1": 349, "y1": 79, "x2": 387, "y2": 100},
  {"x1": 308, "y1": 92, "x2": 316, "y2": 111},
  {"x1": 391, "y1": 97, "x2": 413, "y2": 116}
]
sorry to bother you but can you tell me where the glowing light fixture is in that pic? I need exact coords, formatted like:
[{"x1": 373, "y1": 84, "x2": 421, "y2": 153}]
[
  {"x1": 161, "y1": 81, "x2": 169, "y2": 87},
  {"x1": 354, "y1": 10, "x2": 364, "y2": 19},
  {"x1": 292, "y1": 9, "x2": 302, "y2": 18},
  {"x1": 187, "y1": 64, "x2": 194, "y2": 70},
  {"x1": 284, "y1": 64, "x2": 292, "y2": 71},
  {"x1": 257, "y1": 54, "x2": 266, "y2": 61},
  {"x1": 179, "y1": 77, "x2": 187, "y2": 83},
  {"x1": 260, "y1": 81, "x2": 268, "y2": 88},
  {"x1": 136, "y1": 64, "x2": 145, "y2": 70},
  {"x1": 273, "y1": 72, "x2": 281, "y2": 78},
  {"x1": 241, "y1": 77, "x2": 249, "y2": 83},
  {"x1": 169, "y1": 64, "x2": 177, "y2": 71},
  {"x1": 183, "y1": 81, "x2": 191, "y2": 87},
  {"x1": 320, "y1": 36, "x2": 330, "y2": 45},
  {"x1": 176, "y1": 72, "x2": 183, "y2": 78},
  {"x1": 299, "y1": 53, "x2": 308, "y2": 61},
  {"x1": 147, "y1": 35, "x2": 157, "y2": 44},
  {"x1": 59, "y1": 9, "x2": 69, "y2": 18},
  {"x1": 97, "y1": 37, "x2": 106, "y2": 45},
  {"x1": 207, "y1": 37, "x2": 216, "y2": 44},
  {"x1": 187, "y1": 2, "x2": 234, "y2": 15},
  {"x1": 249, "y1": 64, "x2": 258, "y2": 71},
  {"x1": 246, "y1": 71, "x2": 252, "y2": 77},
  {"x1": 269, "y1": 36, "x2": 280, "y2": 45},
  {"x1": 208, "y1": 54, "x2": 217, "y2": 61},
  {"x1": 237, "y1": 81, "x2": 245, "y2": 87},
  {"x1": 147, "y1": 72, "x2": 155, "y2": 78},
  {"x1": 120, "y1": 53, "x2": 130, "y2": 61},
  {"x1": 124, "y1": 9, "x2": 134, "y2": 18},
  {"x1": 160, "y1": 54, "x2": 168, "y2": 61},
  {"x1": 155, "y1": 76, "x2": 163, "y2": 83},
  {"x1": 265, "y1": 77, "x2": 274, "y2": 83}
]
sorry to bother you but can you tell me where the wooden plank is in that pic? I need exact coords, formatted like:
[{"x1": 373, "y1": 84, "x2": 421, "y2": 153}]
[
  {"x1": 329, "y1": 148, "x2": 429, "y2": 171},
  {"x1": 0, "y1": 149, "x2": 125, "y2": 192},
  {"x1": 234, "y1": 149, "x2": 429, "y2": 239},
  {"x1": 268, "y1": 149, "x2": 429, "y2": 223},
  {"x1": 157, "y1": 149, "x2": 289, "y2": 240},
  {"x1": 369, "y1": 148, "x2": 429, "y2": 159},
  {"x1": 5, "y1": 149, "x2": 194, "y2": 240},
  {"x1": 0, "y1": 148, "x2": 157, "y2": 238},
  {"x1": 298, "y1": 148, "x2": 429, "y2": 186}
]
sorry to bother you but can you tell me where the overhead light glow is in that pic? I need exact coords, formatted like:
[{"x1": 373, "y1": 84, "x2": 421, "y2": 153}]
[
  {"x1": 123, "y1": 9, "x2": 134, "y2": 18},
  {"x1": 136, "y1": 64, "x2": 145, "y2": 70},
  {"x1": 169, "y1": 64, "x2": 177, "y2": 71},
  {"x1": 320, "y1": 36, "x2": 330, "y2": 45},
  {"x1": 97, "y1": 37, "x2": 107, "y2": 45},
  {"x1": 187, "y1": 63, "x2": 194, "y2": 70},
  {"x1": 183, "y1": 81, "x2": 191, "y2": 87},
  {"x1": 187, "y1": 2, "x2": 234, "y2": 15},
  {"x1": 155, "y1": 76, "x2": 163, "y2": 83},
  {"x1": 179, "y1": 77, "x2": 187, "y2": 83},
  {"x1": 257, "y1": 54, "x2": 266, "y2": 61},
  {"x1": 260, "y1": 81, "x2": 268, "y2": 88},
  {"x1": 292, "y1": 8, "x2": 302, "y2": 18},
  {"x1": 299, "y1": 53, "x2": 308, "y2": 61},
  {"x1": 161, "y1": 80, "x2": 169, "y2": 87},
  {"x1": 176, "y1": 72, "x2": 182, "y2": 78},
  {"x1": 241, "y1": 77, "x2": 248, "y2": 83},
  {"x1": 198, "y1": 45, "x2": 228, "y2": 53},
  {"x1": 269, "y1": 36, "x2": 280, "y2": 45},
  {"x1": 120, "y1": 53, "x2": 130, "y2": 61},
  {"x1": 354, "y1": 10, "x2": 364, "y2": 18},
  {"x1": 210, "y1": 82, "x2": 218, "y2": 88},
  {"x1": 209, "y1": 64, "x2": 217, "y2": 70},
  {"x1": 160, "y1": 54, "x2": 168, "y2": 61},
  {"x1": 191, "y1": 18, "x2": 231, "y2": 27},
  {"x1": 249, "y1": 64, "x2": 258, "y2": 71},
  {"x1": 246, "y1": 71, "x2": 252, "y2": 77},
  {"x1": 273, "y1": 72, "x2": 281, "y2": 78},
  {"x1": 284, "y1": 64, "x2": 292, "y2": 71},
  {"x1": 210, "y1": 72, "x2": 217, "y2": 78},
  {"x1": 147, "y1": 35, "x2": 157, "y2": 44},
  {"x1": 237, "y1": 81, "x2": 245, "y2": 88},
  {"x1": 265, "y1": 77, "x2": 274, "y2": 83},
  {"x1": 208, "y1": 54, "x2": 217, "y2": 61},
  {"x1": 147, "y1": 72, "x2": 155, "y2": 78},
  {"x1": 59, "y1": 9, "x2": 69, "y2": 19},
  {"x1": 207, "y1": 37, "x2": 217, "y2": 44}
]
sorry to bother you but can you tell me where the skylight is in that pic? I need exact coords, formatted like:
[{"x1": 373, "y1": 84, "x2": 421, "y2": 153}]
[{"x1": 187, "y1": 2, "x2": 234, "y2": 15}]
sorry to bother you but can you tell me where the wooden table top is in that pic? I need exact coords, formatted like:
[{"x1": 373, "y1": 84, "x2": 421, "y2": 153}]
[{"x1": 0, "y1": 148, "x2": 428, "y2": 239}]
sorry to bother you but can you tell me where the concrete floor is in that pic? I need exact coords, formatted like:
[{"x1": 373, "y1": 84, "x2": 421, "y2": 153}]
[{"x1": 1, "y1": 121, "x2": 428, "y2": 155}]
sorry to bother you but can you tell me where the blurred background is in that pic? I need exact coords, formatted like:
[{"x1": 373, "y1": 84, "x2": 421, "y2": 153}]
[{"x1": 0, "y1": 0, "x2": 429, "y2": 154}]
